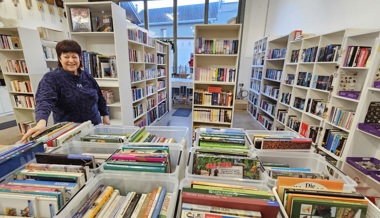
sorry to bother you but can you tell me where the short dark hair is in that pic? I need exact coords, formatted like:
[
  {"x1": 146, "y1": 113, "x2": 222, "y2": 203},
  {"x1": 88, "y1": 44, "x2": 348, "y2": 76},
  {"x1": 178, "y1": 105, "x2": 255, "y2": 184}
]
[{"x1": 56, "y1": 40, "x2": 82, "y2": 67}]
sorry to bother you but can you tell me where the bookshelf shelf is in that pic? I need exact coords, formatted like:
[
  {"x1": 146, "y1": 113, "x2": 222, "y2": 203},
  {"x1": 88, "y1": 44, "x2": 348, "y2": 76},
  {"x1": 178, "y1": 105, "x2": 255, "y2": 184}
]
[
  {"x1": 282, "y1": 83, "x2": 294, "y2": 87},
  {"x1": 278, "y1": 101, "x2": 290, "y2": 107},
  {"x1": 317, "y1": 146, "x2": 342, "y2": 161},
  {"x1": 131, "y1": 80, "x2": 144, "y2": 85},
  {"x1": 193, "y1": 81, "x2": 236, "y2": 86},
  {"x1": 332, "y1": 94, "x2": 360, "y2": 103},
  {"x1": 70, "y1": 32, "x2": 114, "y2": 37},
  {"x1": 145, "y1": 92, "x2": 155, "y2": 98},
  {"x1": 193, "y1": 120, "x2": 232, "y2": 125},
  {"x1": 252, "y1": 64, "x2": 264, "y2": 67},
  {"x1": 158, "y1": 99, "x2": 166, "y2": 104},
  {"x1": 339, "y1": 67, "x2": 369, "y2": 70},
  {"x1": 325, "y1": 121, "x2": 350, "y2": 132},
  {"x1": 259, "y1": 108, "x2": 275, "y2": 119},
  {"x1": 316, "y1": 61, "x2": 339, "y2": 65},
  {"x1": 2, "y1": 73, "x2": 29, "y2": 76},
  {"x1": 261, "y1": 92, "x2": 278, "y2": 101},
  {"x1": 0, "y1": 49, "x2": 23, "y2": 52},
  {"x1": 194, "y1": 54, "x2": 238, "y2": 57},
  {"x1": 368, "y1": 87, "x2": 380, "y2": 92},
  {"x1": 286, "y1": 63, "x2": 297, "y2": 66},
  {"x1": 293, "y1": 85, "x2": 309, "y2": 90},
  {"x1": 304, "y1": 112, "x2": 324, "y2": 121},
  {"x1": 194, "y1": 104, "x2": 234, "y2": 109},
  {"x1": 357, "y1": 128, "x2": 380, "y2": 140},
  {"x1": 266, "y1": 58, "x2": 285, "y2": 61},
  {"x1": 9, "y1": 91, "x2": 34, "y2": 95},
  {"x1": 107, "y1": 102, "x2": 121, "y2": 107},
  {"x1": 263, "y1": 77, "x2": 281, "y2": 83},
  {"x1": 309, "y1": 88, "x2": 330, "y2": 94},
  {"x1": 14, "y1": 107, "x2": 35, "y2": 111},
  {"x1": 157, "y1": 87, "x2": 166, "y2": 92}
]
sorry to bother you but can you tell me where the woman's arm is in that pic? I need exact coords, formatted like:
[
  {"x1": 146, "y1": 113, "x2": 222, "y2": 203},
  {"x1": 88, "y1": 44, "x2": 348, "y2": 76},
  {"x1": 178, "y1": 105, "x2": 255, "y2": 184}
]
[{"x1": 21, "y1": 119, "x2": 47, "y2": 143}]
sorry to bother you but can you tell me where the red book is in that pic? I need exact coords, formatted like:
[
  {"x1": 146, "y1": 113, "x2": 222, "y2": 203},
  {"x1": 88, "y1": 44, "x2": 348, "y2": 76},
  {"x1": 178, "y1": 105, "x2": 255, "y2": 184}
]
[{"x1": 182, "y1": 191, "x2": 280, "y2": 218}]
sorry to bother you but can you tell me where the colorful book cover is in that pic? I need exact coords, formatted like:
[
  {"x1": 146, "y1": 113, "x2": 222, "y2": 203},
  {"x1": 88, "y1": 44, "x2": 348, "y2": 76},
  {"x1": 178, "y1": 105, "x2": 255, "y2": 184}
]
[{"x1": 181, "y1": 203, "x2": 262, "y2": 217}]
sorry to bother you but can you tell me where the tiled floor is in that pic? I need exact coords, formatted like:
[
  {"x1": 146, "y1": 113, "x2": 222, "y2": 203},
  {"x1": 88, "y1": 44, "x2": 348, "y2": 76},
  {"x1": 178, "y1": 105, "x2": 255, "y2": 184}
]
[{"x1": 0, "y1": 109, "x2": 265, "y2": 146}]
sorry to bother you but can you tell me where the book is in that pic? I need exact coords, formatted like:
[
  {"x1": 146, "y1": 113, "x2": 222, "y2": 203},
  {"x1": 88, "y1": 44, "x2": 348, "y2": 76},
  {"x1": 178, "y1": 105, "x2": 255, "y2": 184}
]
[
  {"x1": 96, "y1": 15, "x2": 113, "y2": 32},
  {"x1": 72, "y1": 185, "x2": 104, "y2": 218},
  {"x1": 181, "y1": 203, "x2": 262, "y2": 217},
  {"x1": 183, "y1": 187, "x2": 276, "y2": 201},
  {"x1": 181, "y1": 209, "x2": 257, "y2": 218},
  {"x1": 131, "y1": 193, "x2": 147, "y2": 218},
  {"x1": 95, "y1": 189, "x2": 120, "y2": 218},
  {"x1": 70, "y1": 8, "x2": 92, "y2": 32},
  {"x1": 158, "y1": 193, "x2": 171, "y2": 218},
  {"x1": 83, "y1": 186, "x2": 113, "y2": 218},
  {"x1": 182, "y1": 191, "x2": 279, "y2": 218}
]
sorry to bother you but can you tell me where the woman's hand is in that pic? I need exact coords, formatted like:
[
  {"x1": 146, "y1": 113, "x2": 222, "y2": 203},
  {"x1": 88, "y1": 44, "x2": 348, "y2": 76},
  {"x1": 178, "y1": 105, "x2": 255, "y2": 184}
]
[
  {"x1": 21, "y1": 119, "x2": 47, "y2": 143},
  {"x1": 102, "y1": 115, "x2": 110, "y2": 125}
]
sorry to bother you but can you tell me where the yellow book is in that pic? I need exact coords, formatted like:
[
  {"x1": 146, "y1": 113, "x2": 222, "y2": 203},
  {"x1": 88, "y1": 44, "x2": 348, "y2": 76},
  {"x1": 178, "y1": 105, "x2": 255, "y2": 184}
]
[
  {"x1": 139, "y1": 132, "x2": 151, "y2": 142},
  {"x1": 83, "y1": 186, "x2": 114, "y2": 218}
]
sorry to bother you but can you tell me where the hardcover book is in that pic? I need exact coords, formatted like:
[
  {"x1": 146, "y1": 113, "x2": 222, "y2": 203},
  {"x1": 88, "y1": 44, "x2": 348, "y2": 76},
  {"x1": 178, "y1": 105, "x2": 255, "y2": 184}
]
[
  {"x1": 96, "y1": 15, "x2": 113, "y2": 32},
  {"x1": 70, "y1": 8, "x2": 92, "y2": 32}
]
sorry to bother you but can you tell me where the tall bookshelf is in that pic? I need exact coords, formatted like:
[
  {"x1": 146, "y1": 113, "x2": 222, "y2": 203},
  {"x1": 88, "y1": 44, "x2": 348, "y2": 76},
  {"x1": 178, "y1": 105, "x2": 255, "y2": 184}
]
[
  {"x1": 65, "y1": 2, "x2": 133, "y2": 126},
  {"x1": 37, "y1": 27, "x2": 67, "y2": 70},
  {"x1": 192, "y1": 24, "x2": 241, "y2": 135},
  {"x1": 127, "y1": 23, "x2": 170, "y2": 127},
  {"x1": 248, "y1": 36, "x2": 268, "y2": 124},
  {"x1": 0, "y1": 27, "x2": 50, "y2": 133}
]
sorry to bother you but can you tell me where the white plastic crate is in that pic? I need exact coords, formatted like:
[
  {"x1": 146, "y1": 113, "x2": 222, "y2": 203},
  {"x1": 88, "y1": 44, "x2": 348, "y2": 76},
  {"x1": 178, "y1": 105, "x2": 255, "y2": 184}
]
[
  {"x1": 257, "y1": 150, "x2": 357, "y2": 190},
  {"x1": 127, "y1": 126, "x2": 189, "y2": 148},
  {"x1": 186, "y1": 147, "x2": 268, "y2": 184},
  {"x1": 48, "y1": 141, "x2": 121, "y2": 173},
  {"x1": 55, "y1": 173, "x2": 179, "y2": 218},
  {"x1": 73, "y1": 125, "x2": 139, "y2": 144},
  {"x1": 193, "y1": 127, "x2": 253, "y2": 150},
  {"x1": 100, "y1": 143, "x2": 185, "y2": 179},
  {"x1": 272, "y1": 187, "x2": 380, "y2": 218},
  {"x1": 176, "y1": 177, "x2": 278, "y2": 218}
]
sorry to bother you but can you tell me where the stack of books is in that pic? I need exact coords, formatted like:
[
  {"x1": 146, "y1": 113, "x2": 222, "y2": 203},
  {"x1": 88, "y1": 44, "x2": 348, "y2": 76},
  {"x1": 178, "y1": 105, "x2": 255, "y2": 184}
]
[
  {"x1": 129, "y1": 127, "x2": 177, "y2": 143},
  {"x1": 0, "y1": 162, "x2": 89, "y2": 217},
  {"x1": 72, "y1": 185, "x2": 171, "y2": 217},
  {"x1": 191, "y1": 147, "x2": 260, "y2": 180},
  {"x1": 250, "y1": 132, "x2": 312, "y2": 150},
  {"x1": 104, "y1": 145, "x2": 171, "y2": 173},
  {"x1": 276, "y1": 177, "x2": 368, "y2": 217},
  {"x1": 180, "y1": 180, "x2": 280, "y2": 218},
  {"x1": 197, "y1": 128, "x2": 248, "y2": 150}
]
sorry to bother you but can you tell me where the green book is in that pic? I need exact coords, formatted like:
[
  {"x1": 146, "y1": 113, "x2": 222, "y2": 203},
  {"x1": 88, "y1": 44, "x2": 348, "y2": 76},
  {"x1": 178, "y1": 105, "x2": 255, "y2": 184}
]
[
  {"x1": 103, "y1": 163, "x2": 167, "y2": 173},
  {"x1": 182, "y1": 187, "x2": 276, "y2": 201}
]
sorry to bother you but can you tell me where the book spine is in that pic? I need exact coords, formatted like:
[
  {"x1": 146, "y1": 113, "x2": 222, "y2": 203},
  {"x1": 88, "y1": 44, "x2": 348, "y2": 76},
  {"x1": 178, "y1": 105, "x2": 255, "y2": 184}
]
[
  {"x1": 95, "y1": 189, "x2": 120, "y2": 218},
  {"x1": 73, "y1": 185, "x2": 104, "y2": 218},
  {"x1": 152, "y1": 187, "x2": 167, "y2": 218},
  {"x1": 131, "y1": 194, "x2": 147, "y2": 218},
  {"x1": 83, "y1": 186, "x2": 114, "y2": 218}
]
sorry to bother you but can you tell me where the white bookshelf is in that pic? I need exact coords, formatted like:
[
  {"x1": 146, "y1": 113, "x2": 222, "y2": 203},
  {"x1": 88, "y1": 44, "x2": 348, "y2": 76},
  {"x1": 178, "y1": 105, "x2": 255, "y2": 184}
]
[
  {"x1": 37, "y1": 27, "x2": 67, "y2": 69},
  {"x1": 192, "y1": 24, "x2": 241, "y2": 135},
  {"x1": 0, "y1": 27, "x2": 50, "y2": 133},
  {"x1": 65, "y1": 2, "x2": 133, "y2": 126}
]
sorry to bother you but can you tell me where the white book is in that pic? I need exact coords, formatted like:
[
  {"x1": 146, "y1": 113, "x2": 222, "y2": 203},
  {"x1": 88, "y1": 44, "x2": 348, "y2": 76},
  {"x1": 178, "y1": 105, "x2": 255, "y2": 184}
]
[
  {"x1": 95, "y1": 189, "x2": 120, "y2": 218},
  {"x1": 104, "y1": 196, "x2": 125, "y2": 218},
  {"x1": 130, "y1": 193, "x2": 147, "y2": 218},
  {"x1": 115, "y1": 191, "x2": 136, "y2": 218}
]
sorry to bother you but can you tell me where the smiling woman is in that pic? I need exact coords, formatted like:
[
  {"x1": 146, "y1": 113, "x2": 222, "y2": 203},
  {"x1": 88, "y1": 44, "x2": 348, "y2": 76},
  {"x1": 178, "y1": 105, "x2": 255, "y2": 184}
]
[{"x1": 20, "y1": 39, "x2": 111, "y2": 143}]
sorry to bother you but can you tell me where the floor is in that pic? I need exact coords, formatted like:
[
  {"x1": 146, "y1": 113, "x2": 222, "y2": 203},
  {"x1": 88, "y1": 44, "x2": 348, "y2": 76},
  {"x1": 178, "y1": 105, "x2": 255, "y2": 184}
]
[{"x1": 0, "y1": 108, "x2": 265, "y2": 146}]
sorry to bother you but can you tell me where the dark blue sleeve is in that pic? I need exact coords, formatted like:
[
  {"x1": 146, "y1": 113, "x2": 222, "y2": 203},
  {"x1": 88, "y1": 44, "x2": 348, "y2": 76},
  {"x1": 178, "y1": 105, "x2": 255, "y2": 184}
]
[{"x1": 35, "y1": 73, "x2": 58, "y2": 122}]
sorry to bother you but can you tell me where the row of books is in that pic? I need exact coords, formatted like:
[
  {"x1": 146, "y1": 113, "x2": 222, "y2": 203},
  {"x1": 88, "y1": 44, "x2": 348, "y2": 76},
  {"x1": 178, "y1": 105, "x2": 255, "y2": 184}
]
[
  {"x1": 81, "y1": 51, "x2": 117, "y2": 78},
  {"x1": 290, "y1": 49, "x2": 300, "y2": 63},
  {"x1": 0, "y1": 34, "x2": 22, "y2": 50},
  {"x1": 157, "y1": 101, "x2": 167, "y2": 118},
  {"x1": 180, "y1": 180, "x2": 278, "y2": 218},
  {"x1": 252, "y1": 68, "x2": 263, "y2": 80},
  {"x1": 3, "y1": 59, "x2": 28, "y2": 74},
  {"x1": 195, "y1": 38, "x2": 239, "y2": 55},
  {"x1": 249, "y1": 92, "x2": 259, "y2": 106},
  {"x1": 14, "y1": 95, "x2": 36, "y2": 109},
  {"x1": 158, "y1": 91, "x2": 167, "y2": 103},
  {"x1": 157, "y1": 55, "x2": 165, "y2": 64},
  {"x1": 343, "y1": 46, "x2": 372, "y2": 67},
  {"x1": 262, "y1": 84, "x2": 279, "y2": 99},
  {"x1": 276, "y1": 177, "x2": 368, "y2": 218},
  {"x1": 146, "y1": 84, "x2": 156, "y2": 96},
  {"x1": 101, "y1": 89, "x2": 115, "y2": 105},
  {"x1": 131, "y1": 87, "x2": 144, "y2": 101},
  {"x1": 0, "y1": 161, "x2": 89, "y2": 217},
  {"x1": 301, "y1": 46, "x2": 318, "y2": 62},
  {"x1": 127, "y1": 27, "x2": 153, "y2": 45},
  {"x1": 299, "y1": 122, "x2": 319, "y2": 143},
  {"x1": 130, "y1": 69, "x2": 144, "y2": 82},
  {"x1": 257, "y1": 113, "x2": 273, "y2": 130},
  {"x1": 135, "y1": 118, "x2": 147, "y2": 128},
  {"x1": 42, "y1": 45, "x2": 56, "y2": 60},
  {"x1": 321, "y1": 129, "x2": 348, "y2": 157},
  {"x1": 297, "y1": 71, "x2": 312, "y2": 87},
  {"x1": 9, "y1": 79, "x2": 32, "y2": 93},
  {"x1": 144, "y1": 52, "x2": 155, "y2": 63},
  {"x1": 284, "y1": 73, "x2": 295, "y2": 85},
  {"x1": 147, "y1": 98, "x2": 157, "y2": 111},
  {"x1": 328, "y1": 106, "x2": 355, "y2": 130},
  {"x1": 193, "y1": 109, "x2": 232, "y2": 123},
  {"x1": 317, "y1": 44, "x2": 341, "y2": 62},
  {"x1": 252, "y1": 55, "x2": 265, "y2": 66},
  {"x1": 193, "y1": 90, "x2": 233, "y2": 107},
  {"x1": 104, "y1": 145, "x2": 172, "y2": 173},
  {"x1": 250, "y1": 80, "x2": 261, "y2": 93},
  {"x1": 129, "y1": 126, "x2": 177, "y2": 143},
  {"x1": 157, "y1": 68, "x2": 166, "y2": 77},
  {"x1": 196, "y1": 128, "x2": 247, "y2": 150},
  {"x1": 194, "y1": 67, "x2": 236, "y2": 82},
  {"x1": 276, "y1": 109, "x2": 287, "y2": 124},
  {"x1": 281, "y1": 92, "x2": 291, "y2": 105},
  {"x1": 147, "y1": 107, "x2": 158, "y2": 125},
  {"x1": 157, "y1": 81, "x2": 165, "y2": 90},
  {"x1": 156, "y1": 42, "x2": 165, "y2": 53},
  {"x1": 293, "y1": 97, "x2": 306, "y2": 110},
  {"x1": 265, "y1": 69, "x2": 282, "y2": 81},
  {"x1": 287, "y1": 115, "x2": 301, "y2": 132},
  {"x1": 267, "y1": 48, "x2": 286, "y2": 59},
  {"x1": 311, "y1": 74, "x2": 333, "y2": 91},
  {"x1": 133, "y1": 103, "x2": 144, "y2": 119},
  {"x1": 260, "y1": 99, "x2": 276, "y2": 117},
  {"x1": 305, "y1": 98, "x2": 328, "y2": 118}
]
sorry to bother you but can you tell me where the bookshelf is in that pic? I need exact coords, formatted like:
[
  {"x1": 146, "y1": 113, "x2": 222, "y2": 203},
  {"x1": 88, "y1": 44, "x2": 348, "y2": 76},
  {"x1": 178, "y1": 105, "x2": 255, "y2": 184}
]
[
  {"x1": 192, "y1": 24, "x2": 241, "y2": 135},
  {"x1": 37, "y1": 27, "x2": 67, "y2": 70},
  {"x1": 0, "y1": 27, "x2": 50, "y2": 133},
  {"x1": 65, "y1": 2, "x2": 132, "y2": 126},
  {"x1": 127, "y1": 23, "x2": 170, "y2": 127}
]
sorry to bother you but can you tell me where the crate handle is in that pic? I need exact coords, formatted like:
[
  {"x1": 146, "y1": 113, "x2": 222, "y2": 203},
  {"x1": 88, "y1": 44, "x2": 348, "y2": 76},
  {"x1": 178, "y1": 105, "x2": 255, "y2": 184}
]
[
  {"x1": 177, "y1": 151, "x2": 182, "y2": 166},
  {"x1": 186, "y1": 151, "x2": 191, "y2": 166}
]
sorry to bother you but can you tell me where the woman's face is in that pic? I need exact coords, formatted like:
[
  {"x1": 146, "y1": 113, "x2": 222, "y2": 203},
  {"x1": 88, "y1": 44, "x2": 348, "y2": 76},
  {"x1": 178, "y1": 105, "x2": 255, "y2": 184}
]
[{"x1": 60, "y1": 52, "x2": 80, "y2": 74}]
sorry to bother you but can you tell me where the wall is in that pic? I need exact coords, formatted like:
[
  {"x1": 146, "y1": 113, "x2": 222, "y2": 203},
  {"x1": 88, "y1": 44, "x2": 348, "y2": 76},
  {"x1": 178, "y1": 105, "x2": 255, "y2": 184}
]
[
  {"x1": 0, "y1": 0, "x2": 67, "y2": 31},
  {"x1": 239, "y1": 0, "x2": 380, "y2": 99}
]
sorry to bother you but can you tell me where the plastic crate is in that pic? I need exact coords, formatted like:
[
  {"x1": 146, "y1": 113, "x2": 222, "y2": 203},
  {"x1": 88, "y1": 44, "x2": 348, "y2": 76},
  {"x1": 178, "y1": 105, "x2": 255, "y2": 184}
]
[
  {"x1": 257, "y1": 150, "x2": 357, "y2": 190},
  {"x1": 55, "y1": 173, "x2": 179, "y2": 218},
  {"x1": 186, "y1": 147, "x2": 268, "y2": 184},
  {"x1": 272, "y1": 187, "x2": 380, "y2": 218},
  {"x1": 48, "y1": 141, "x2": 121, "y2": 173},
  {"x1": 193, "y1": 127, "x2": 253, "y2": 150},
  {"x1": 100, "y1": 143, "x2": 185, "y2": 179},
  {"x1": 127, "y1": 126, "x2": 189, "y2": 148},
  {"x1": 73, "y1": 125, "x2": 139, "y2": 144},
  {"x1": 176, "y1": 177, "x2": 279, "y2": 218}
]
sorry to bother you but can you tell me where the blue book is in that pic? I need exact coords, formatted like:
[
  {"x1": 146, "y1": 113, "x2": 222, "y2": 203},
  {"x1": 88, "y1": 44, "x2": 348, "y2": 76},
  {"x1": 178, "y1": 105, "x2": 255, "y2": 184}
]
[
  {"x1": 152, "y1": 187, "x2": 167, "y2": 218},
  {"x1": 326, "y1": 132, "x2": 336, "y2": 151}
]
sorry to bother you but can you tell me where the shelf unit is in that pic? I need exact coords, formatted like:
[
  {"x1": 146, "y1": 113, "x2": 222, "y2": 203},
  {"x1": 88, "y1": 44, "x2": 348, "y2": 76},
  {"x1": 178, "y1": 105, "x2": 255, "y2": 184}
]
[
  {"x1": 65, "y1": 2, "x2": 132, "y2": 126},
  {"x1": 127, "y1": 23, "x2": 170, "y2": 127},
  {"x1": 37, "y1": 27, "x2": 67, "y2": 70},
  {"x1": 0, "y1": 27, "x2": 50, "y2": 133},
  {"x1": 192, "y1": 24, "x2": 241, "y2": 135}
]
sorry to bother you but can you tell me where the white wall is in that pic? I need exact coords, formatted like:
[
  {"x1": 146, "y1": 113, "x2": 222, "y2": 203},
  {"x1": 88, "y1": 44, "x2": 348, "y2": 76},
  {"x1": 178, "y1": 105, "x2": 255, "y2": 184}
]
[
  {"x1": 0, "y1": 1, "x2": 67, "y2": 31},
  {"x1": 239, "y1": 0, "x2": 380, "y2": 96}
]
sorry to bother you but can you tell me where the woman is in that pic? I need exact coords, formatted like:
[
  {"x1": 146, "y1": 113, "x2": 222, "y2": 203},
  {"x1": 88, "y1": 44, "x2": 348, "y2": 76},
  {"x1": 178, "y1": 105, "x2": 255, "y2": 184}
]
[{"x1": 21, "y1": 40, "x2": 110, "y2": 142}]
